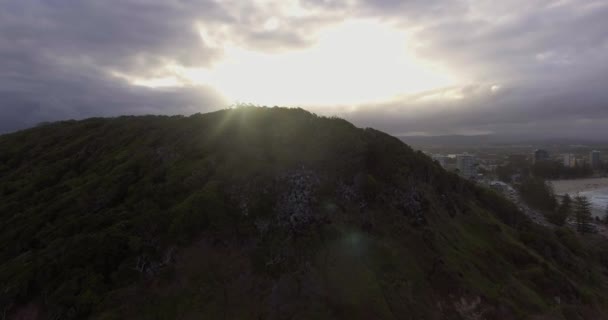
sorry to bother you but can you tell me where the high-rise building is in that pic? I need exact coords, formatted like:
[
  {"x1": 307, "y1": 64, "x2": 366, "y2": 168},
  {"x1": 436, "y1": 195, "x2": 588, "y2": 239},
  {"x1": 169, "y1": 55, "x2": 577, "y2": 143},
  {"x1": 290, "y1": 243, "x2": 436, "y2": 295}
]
[
  {"x1": 563, "y1": 154, "x2": 576, "y2": 167},
  {"x1": 590, "y1": 150, "x2": 601, "y2": 169},
  {"x1": 456, "y1": 154, "x2": 476, "y2": 178},
  {"x1": 533, "y1": 149, "x2": 549, "y2": 164}
]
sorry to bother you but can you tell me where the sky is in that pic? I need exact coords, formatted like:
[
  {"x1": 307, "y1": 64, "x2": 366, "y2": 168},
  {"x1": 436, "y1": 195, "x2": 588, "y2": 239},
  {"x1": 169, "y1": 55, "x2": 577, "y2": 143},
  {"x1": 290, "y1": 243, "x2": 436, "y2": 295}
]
[{"x1": 1, "y1": 0, "x2": 607, "y2": 138}]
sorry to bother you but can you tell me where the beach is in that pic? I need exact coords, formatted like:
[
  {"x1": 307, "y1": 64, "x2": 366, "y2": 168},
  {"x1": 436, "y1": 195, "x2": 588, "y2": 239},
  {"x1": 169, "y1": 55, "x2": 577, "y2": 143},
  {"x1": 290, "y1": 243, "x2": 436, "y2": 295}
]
[{"x1": 551, "y1": 178, "x2": 608, "y2": 217}]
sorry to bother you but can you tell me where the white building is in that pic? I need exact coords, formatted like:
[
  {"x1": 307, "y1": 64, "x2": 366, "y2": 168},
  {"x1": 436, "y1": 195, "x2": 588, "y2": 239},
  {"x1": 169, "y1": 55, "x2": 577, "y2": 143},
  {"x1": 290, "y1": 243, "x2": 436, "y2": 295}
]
[{"x1": 456, "y1": 154, "x2": 476, "y2": 178}]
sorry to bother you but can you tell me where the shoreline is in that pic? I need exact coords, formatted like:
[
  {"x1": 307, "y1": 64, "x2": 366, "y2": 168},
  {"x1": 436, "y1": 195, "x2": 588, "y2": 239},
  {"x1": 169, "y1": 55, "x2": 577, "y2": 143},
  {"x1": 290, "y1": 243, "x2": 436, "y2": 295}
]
[
  {"x1": 550, "y1": 178, "x2": 608, "y2": 217},
  {"x1": 550, "y1": 177, "x2": 608, "y2": 195}
]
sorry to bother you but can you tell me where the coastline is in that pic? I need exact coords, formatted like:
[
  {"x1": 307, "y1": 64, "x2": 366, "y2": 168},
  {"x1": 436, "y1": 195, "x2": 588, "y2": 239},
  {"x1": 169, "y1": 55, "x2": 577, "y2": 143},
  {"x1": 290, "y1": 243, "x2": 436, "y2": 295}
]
[
  {"x1": 550, "y1": 177, "x2": 608, "y2": 195},
  {"x1": 550, "y1": 178, "x2": 608, "y2": 217}
]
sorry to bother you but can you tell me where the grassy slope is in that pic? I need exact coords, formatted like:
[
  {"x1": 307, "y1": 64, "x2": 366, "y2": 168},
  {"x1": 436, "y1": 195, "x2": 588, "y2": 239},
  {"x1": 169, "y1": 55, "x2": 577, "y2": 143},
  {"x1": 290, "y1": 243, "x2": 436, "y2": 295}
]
[{"x1": 1, "y1": 107, "x2": 608, "y2": 319}]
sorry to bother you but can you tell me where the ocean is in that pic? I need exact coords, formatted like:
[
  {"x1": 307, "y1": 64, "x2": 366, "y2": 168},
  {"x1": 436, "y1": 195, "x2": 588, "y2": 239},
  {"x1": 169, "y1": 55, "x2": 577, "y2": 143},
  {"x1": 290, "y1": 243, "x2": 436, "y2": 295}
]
[
  {"x1": 579, "y1": 187, "x2": 608, "y2": 218},
  {"x1": 551, "y1": 178, "x2": 608, "y2": 218}
]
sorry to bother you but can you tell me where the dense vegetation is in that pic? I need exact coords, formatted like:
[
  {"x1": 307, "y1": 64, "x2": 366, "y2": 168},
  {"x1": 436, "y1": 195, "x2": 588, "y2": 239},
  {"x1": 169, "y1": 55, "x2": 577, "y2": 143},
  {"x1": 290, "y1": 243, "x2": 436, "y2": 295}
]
[
  {"x1": 2, "y1": 107, "x2": 608, "y2": 319},
  {"x1": 518, "y1": 177, "x2": 558, "y2": 213},
  {"x1": 574, "y1": 196, "x2": 594, "y2": 234},
  {"x1": 498, "y1": 160, "x2": 595, "y2": 230}
]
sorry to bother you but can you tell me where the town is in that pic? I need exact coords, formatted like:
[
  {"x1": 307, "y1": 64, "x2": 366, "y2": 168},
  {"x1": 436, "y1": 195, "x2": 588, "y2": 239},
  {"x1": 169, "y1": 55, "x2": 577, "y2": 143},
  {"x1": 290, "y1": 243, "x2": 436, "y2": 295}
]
[
  {"x1": 406, "y1": 137, "x2": 608, "y2": 234},
  {"x1": 427, "y1": 149, "x2": 604, "y2": 181}
]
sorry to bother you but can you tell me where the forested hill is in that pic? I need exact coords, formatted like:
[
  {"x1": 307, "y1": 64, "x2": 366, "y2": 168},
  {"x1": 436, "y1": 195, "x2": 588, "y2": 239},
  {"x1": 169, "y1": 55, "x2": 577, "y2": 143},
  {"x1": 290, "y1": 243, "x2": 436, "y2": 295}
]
[{"x1": 2, "y1": 107, "x2": 608, "y2": 319}]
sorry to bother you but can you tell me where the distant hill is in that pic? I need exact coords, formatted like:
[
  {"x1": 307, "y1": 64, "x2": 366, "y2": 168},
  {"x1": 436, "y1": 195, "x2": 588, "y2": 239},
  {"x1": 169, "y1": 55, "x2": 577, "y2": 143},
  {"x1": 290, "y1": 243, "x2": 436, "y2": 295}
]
[
  {"x1": 2, "y1": 107, "x2": 608, "y2": 319},
  {"x1": 399, "y1": 134, "x2": 504, "y2": 148},
  {"x1": 399, "y1": 134, "x2": 608, "y2": 148}
]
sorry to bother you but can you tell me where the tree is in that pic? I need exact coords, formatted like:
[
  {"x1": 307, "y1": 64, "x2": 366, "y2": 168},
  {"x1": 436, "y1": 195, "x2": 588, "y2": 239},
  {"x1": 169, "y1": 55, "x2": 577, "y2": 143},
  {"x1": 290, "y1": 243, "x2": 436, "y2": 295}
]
[
  {"x1": 603, "y1": 205, "x2": 608, "y2": 225},
  {"x1": 550, "y1": 194, "x2": 572, "y2": 226},
  {"x1": 531, "y1": 161, "x2": 561, "y2": 180},
  {"x1": 574, "y1": 195, "x2": 593, "y2": 233},
  {"x1": 519, "y1": 177, "x2": 557, "y2": 212}
]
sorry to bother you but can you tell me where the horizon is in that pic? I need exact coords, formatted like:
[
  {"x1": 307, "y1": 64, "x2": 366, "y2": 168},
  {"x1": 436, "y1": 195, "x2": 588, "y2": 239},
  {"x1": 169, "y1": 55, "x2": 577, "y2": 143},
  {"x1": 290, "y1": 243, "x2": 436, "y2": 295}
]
[{"x1": 10, "y1": 108, "x2": 608, "y2": 144}]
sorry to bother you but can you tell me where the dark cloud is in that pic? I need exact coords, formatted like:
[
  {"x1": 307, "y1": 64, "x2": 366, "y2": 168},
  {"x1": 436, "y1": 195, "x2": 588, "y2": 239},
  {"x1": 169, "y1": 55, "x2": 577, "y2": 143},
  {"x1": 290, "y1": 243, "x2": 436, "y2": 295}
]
[
  {"x1": 412, "y1": 1, "x2": 608, "y2": 82},
  {"x1": 0, "y1": 0, "x2": 231, "y2": 73},
  {"x1": 341, "y1": 68, "x2": 608, "y2": 138},
  {"x1": 302, "y1": 0, "x2": 464, "y2": 20},
  {"x1": 0, "y1": 57, "x2": 226, "y2": 132},
  {"x1": 0, "y1": 0, "x2": 234, "y2": 133}
]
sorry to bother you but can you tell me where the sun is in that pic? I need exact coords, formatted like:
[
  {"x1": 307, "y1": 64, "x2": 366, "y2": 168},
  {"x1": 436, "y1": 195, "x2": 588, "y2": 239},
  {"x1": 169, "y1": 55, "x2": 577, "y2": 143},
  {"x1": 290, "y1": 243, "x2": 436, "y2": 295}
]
[{"x1": 117, "y1": 19, "x2": 458, "y2": 106}]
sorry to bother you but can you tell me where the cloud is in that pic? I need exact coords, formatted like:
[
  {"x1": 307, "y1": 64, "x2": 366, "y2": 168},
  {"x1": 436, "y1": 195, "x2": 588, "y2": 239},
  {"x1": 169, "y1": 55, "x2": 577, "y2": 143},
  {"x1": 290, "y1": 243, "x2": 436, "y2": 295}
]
[
  {"x1": 338, "y1": 70, "x2": 608, "y2": 138},
  {"x1": 0, "y1": 0, "x2": 607, "y2": 138},
  {"x1": 0, "y1": 0, "x2": 232, "y2": 133},
  {"x1": 0, "y1": 0, "x2": 344, "y2": 133},
  {"x1": 301, "y1": 0, "x2": 608, "y2": 138}
]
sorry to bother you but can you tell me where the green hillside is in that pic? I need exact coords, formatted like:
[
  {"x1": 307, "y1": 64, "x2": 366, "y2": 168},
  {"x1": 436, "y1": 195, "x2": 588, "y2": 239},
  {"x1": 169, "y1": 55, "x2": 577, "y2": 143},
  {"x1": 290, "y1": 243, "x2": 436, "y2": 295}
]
[{"x1": 2, "y1": 107, "x2": 608, "y2": 319}]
